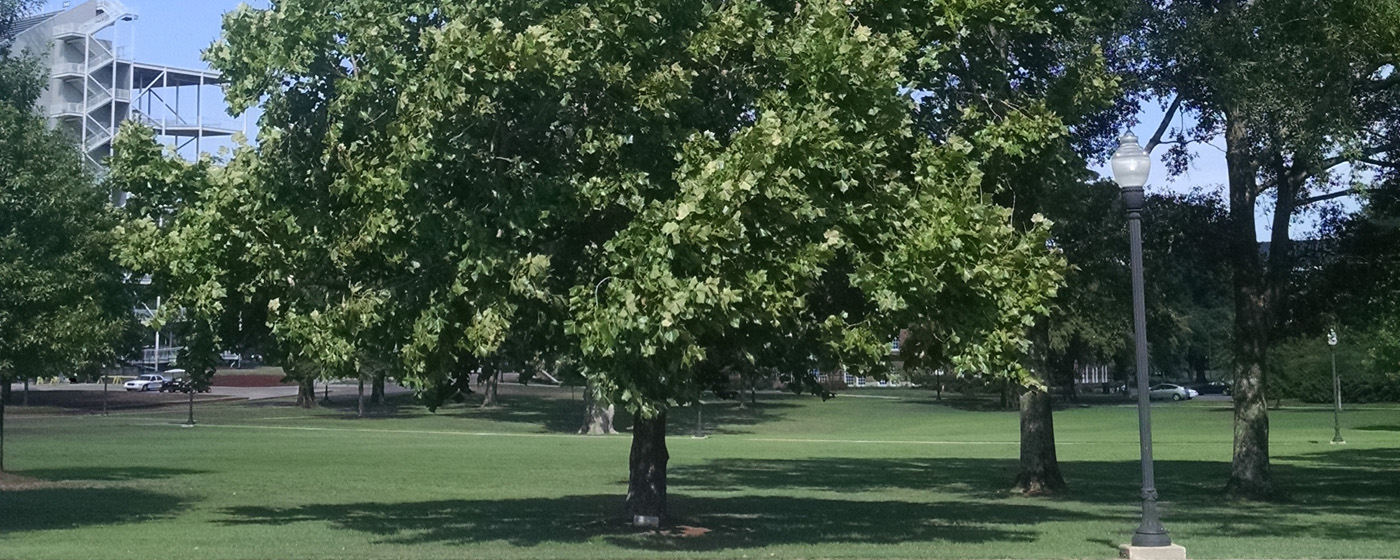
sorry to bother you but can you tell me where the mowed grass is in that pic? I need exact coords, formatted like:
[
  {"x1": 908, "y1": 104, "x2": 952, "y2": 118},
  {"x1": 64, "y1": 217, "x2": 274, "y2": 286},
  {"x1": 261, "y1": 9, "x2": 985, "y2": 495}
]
[{"x1": 2, "y1": 385, "x2": 1398, "y2": 560}]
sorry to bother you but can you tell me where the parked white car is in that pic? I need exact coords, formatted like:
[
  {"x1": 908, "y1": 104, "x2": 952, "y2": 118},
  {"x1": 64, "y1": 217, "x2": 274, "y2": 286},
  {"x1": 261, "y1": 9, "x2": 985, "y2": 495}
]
[
  {"x1": 1148, "y1": 383, "x2": 1198, "y2": 401},
  {"x1": 124, "y1": 374, "x2": 169, "y2": 392}
]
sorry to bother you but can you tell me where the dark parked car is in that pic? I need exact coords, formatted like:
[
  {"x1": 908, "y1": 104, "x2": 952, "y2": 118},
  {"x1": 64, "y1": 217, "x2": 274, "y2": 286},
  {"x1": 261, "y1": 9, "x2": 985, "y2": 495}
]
[
  {"x1": 1189, "y1": 381, "x2": 1231, "y2": 395},
  {"x1": 159, "y1": 378, "x2": 210, "y2": 394}
]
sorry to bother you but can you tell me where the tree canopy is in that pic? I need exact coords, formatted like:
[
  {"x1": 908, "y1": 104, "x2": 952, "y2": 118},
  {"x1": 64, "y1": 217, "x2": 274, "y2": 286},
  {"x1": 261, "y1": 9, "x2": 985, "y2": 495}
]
[{"x1": 181, "y1": 0, "x2": 1089, "y2": 520}]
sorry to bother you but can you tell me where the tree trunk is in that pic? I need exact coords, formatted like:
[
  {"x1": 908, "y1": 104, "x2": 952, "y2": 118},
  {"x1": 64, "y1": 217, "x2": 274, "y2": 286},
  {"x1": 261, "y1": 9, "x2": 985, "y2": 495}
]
[
  {"x1": 1, "y1": 387, "x2": 6, "y2": 472},
  {"x1": 749, "y1": 377, "x2": 757, "y2": 405},
  {"x1": 371, "y1": 372, "x2": 386, "y2": 405},
  {"x1": 1014, "y1": 386, "x2": 1068, "y2": 494},
  {"x1": 1223, "y1": 109, "x2": 1274, "y2": 499},
  {"x1": 22, "y1": 377, "x2": 28, "y2": 406},
  {"x1": 1193, "y1": 360, "x2": 1209, "y2": 384},
  {"x1": 579, "y1": 381, "x2": 616, "y2": 435},
  {"x1": 358, "y1": 374, "x2": 366, "y2": 418},
  {"x1": 480, "y1": 364, "x2": 500, "y2": 408},
  {"x1": 626, "y1": 411, "x2": 669, "y2": 524},
  {"x1": 295, "y1": 376, "x2": 318, "y2": 408},
  {"x1": 2, "y1": 378, "x2": 11, "y2": 405}
]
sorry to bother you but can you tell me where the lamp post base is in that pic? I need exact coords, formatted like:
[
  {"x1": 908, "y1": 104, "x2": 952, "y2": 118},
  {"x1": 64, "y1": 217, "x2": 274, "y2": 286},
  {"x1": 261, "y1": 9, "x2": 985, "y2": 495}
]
[
  {"x1": 1330, "y1": 438, "x2": 1346, "y2": 445},
  {"x1": 1120, "y1": 544, "x2": 1187, "y2": 560}
]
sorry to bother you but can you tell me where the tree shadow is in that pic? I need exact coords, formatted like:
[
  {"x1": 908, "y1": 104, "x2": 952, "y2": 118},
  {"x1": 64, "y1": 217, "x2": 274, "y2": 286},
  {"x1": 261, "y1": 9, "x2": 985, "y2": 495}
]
[
  {"x1": 673, "y1": 399, "x2": 803, "y2": 436},
  {"x1": 1355, "y1": 424, "x2": 1400, "y2": 432},
  {"x1": 9, "y1": 390, "x2": 226, "y2": 412},
  {"x1": 441, "y1": 388, "x2": 802, "y2": 435},
  {"x1": 15, "y1": 466, "x2": 211, "y2": 482},
  {"x1": 459, "y1": 390, "x2": 604, "y2": 433},
  {"x1": 0, "y1": 487, "x2": 189, "y2": 533},
  {"x1": 669, "y1": 450, "x2": 1400, "y2": 543},
  {"x1": 219, "y1": 493, "x2": 1086, "y2": 551},
  {"x1": 214, "y1": 449, "x2": 1400, "y2": 552},
  {"x1": 313, "y1": 393, "x2": 436, "y2": 419}
]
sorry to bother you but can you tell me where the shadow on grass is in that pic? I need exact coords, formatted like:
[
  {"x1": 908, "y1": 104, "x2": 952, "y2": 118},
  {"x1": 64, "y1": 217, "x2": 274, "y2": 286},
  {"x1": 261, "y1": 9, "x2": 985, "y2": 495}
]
[
  {"x1": 214, "y1": 448, "x2": 1400, "y2": 551},
  {"x1": 430, "y1": 388, "x2": 803, "y2": 435},
  {"x1": 669, "y1": 448, "x2": 1400, "y2": 542},
  {"x1": 16, "y1": 466, "x2": 210, "y2": 482},
  {"x1": 1355, "y1": 424, "x2": 1400, "y2": 432},
  {"x1": 219, "y1": 493, "x2": 1078, "y2": 550},
  {"x1": 0, "y1": 487, "x2": 188, "y2": 532}
]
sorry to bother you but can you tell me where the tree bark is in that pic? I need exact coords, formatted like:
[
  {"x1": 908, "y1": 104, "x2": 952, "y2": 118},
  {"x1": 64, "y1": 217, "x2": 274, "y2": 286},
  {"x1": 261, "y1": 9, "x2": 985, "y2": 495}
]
[
  {"x1": 480, "y1": 364, "x2": 500, "y2": 408},
  {"x1": 626, "y1": 411, "x2": 669, "y2": 524},
  {"x1": 1015, "y1": 385, "x2": 1068, "y2": 494},
  {"x1": 371, "y1": 372, "x2": 385, "y2": 405},
  {"x1": 357, "y1": 374, "x2": 366, "y2": 418},
  {"x1": 579, "y1": 381, "x2": 616, "y2": 435},
  {"x1": 1, "y1": 386, "x2": 6, "y2": 472},
  {"x1": 1223, "y1": 108, "x2": 1274, "y2": 499},
  {"x1": 295, "y1": 376, "x2": 318, "y2": 408},
  {"x1": 22, "y1": 377, "x2": 28, "y2": 406},
  {"x1": 2, "y1": 378, "x2": 11, "y2": 405}
]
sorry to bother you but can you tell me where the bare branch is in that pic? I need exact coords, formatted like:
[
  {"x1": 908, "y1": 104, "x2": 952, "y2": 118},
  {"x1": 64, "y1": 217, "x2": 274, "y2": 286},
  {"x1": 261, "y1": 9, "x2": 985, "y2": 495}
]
[
  {"x1": 1145, "y1": 96, "x2": 1183, "y2": 153},
  {"x1": 1356, "y1": 157, "x2": 1398, "y2": 169},
  {"x1": 1298, "y1": 188, "x2": 1381, "y2": 207},
  {"x1": 1260, "y1": 143, "x2": 1398, "y2": 194},
  {"x1": 1361, "y1": 68, "x2": 1400, "y2": 92}
]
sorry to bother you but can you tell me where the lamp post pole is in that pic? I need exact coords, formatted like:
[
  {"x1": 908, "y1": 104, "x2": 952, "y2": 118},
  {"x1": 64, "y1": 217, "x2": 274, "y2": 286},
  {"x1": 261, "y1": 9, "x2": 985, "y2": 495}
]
[
  {"x1": 1112, "y1": 133, "x2": 1171, "y2": 548},
  {"x1": 1329, "y1": 330, "x2": 1344, "y2": 444}
]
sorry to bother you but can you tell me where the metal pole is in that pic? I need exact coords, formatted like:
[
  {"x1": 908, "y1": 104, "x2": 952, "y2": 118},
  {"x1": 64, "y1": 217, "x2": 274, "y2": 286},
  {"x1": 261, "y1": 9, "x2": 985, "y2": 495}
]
[
  {"x1": 186, "y1": 385, "x2": 195, "y2": 426},
  {"x1": 154, "y1": 296, "x2": 162, "y2": 374},
  {"x1": 1331, "y1": 346, "x2": 1344, "y2": 444},
  {"x1": 1128, "y1": 203, "x2": 1171, "y2": 547},
  {"x1": 103, "y1": 376, "x2": 109, "y2": 416}
]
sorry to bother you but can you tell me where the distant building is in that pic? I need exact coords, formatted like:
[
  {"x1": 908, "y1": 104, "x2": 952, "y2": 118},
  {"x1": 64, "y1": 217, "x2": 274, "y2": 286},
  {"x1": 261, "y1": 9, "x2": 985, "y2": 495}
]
[
  {"x1": 4, "y1": 0, "x2": 237, "y2": 181},
  {"x1": 5, "y1": 0, "x2": 242, "y2": 370}
]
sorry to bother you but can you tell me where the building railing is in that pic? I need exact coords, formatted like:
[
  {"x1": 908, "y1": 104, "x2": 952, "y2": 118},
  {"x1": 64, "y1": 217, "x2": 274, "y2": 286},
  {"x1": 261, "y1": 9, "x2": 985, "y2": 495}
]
[{"x1": 141, "y1": 346, "x2": 182, "y2": 366}]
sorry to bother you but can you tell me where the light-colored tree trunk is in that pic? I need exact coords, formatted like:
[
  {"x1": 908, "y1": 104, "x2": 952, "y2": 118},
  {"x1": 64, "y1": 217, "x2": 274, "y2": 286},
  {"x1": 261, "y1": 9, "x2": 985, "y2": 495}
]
[
  {"x1": 295, "y1": 376, "x2": 318, "y2": 409},
  {"x1": 357, "y1": 374, "x2": 366, "y2": 418},
  {"x1": 481, "y1": 364, "x2": 500, "y2": 408},
  {"x1": 579, "y1": 381, "x2": 616, "y2": 435}
]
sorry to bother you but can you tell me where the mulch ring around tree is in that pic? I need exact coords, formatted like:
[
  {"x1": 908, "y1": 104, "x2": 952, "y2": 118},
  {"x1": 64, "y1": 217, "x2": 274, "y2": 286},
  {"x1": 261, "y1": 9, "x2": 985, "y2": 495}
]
[{"x1": 4, "y1": 389, "x2": 236, "y2": 413}]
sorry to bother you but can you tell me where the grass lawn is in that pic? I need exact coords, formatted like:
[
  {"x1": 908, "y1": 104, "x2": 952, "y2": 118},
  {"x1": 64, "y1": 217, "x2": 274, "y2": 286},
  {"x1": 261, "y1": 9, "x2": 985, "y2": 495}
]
[{"x1": 2, "y1": 385, "x2": 1398, "y2": 559}]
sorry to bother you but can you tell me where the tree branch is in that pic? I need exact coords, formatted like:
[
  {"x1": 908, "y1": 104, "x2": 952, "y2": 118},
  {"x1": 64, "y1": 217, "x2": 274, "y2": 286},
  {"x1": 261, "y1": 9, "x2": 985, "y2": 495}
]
[
  {"x1": 1356, "y1": 157, "x2": 1398, "y2": 169},
  {"x1": 1145, "y1": 96, "x2": 1183, "y2": 153},
  {"x1": 1258, "y1": 143, "x2": 1396, "y2": 194},
  {"x1": 1298, "y1": 188, "x2": 1382, "y2": 207}
]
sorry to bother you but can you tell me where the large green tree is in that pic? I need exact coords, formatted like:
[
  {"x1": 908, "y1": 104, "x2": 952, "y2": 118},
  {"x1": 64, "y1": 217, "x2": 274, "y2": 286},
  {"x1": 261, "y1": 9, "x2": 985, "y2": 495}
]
[
  {"x1": 1, "y1": 0, "x2": 135, "y2": 470},
  {"x1": 200, "y1": 0, "x2": 1072, "y2": 523},
  {"x1": 1135, "y1": 0, "x2": 1400, "y2": 498},
  {"x1": 867, "y1": 0, "x2": 1129, "y2": 494}
]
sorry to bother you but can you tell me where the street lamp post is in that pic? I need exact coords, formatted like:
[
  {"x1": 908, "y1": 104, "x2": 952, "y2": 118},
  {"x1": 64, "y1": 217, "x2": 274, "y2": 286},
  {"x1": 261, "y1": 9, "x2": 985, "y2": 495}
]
[
  {"x1": 1328, "y1": 330, "x2": 1344, "y2": 444},
  {"x1": 1111, "y1": 133, "x2": 1172, "y2": 549}
]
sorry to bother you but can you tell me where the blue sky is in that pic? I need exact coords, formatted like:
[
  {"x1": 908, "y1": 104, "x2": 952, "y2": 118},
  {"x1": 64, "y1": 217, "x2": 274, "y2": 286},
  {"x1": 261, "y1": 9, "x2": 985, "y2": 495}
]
[{"x1": 42, "y1": 0, "x2": 1345, "y2": 241}]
